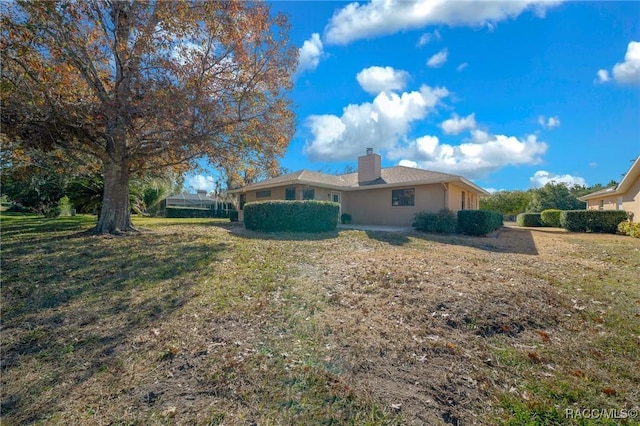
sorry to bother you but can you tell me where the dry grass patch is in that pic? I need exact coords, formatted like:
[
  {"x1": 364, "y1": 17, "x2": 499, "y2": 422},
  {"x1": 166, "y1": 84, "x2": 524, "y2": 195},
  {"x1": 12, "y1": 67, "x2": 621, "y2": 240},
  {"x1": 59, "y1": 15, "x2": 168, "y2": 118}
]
[{"x1": 1, "y1": 215, "x2": 639, "y2": 425}]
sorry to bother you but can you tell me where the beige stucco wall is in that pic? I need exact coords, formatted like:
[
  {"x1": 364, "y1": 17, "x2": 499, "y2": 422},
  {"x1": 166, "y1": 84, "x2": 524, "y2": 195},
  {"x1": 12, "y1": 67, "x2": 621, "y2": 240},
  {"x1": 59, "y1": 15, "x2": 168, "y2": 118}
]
[
  {"x1": 243, "y1": 185, "x2": 341, "y2": 205},
  {"x1": 585, "y1": 176, "x2": 640, "y2": 220},
  {"x1": 239, "y1": 182, "x2": 484, "y2": 226},
  {"x1": 446, "y1": 183, "x2": 478, "y2": 211},
  {"x1": 342, "y1": 184, "x2": 447, "y2": 226}
]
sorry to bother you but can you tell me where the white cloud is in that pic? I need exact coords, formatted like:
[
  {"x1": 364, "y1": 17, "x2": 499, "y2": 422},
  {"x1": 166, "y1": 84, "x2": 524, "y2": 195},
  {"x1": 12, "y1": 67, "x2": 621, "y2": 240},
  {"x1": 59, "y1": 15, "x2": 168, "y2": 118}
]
[
  {"x1": 529, "y1": 171, "x2": 587, "y2": 188},
  {"x1": 612, "y1": 41, "x2": 640, "y2": 84},
  {"x1": 304, "y1": 85, "x2": 449, "y2": 161},
  {"x1": 417, "y1": 29, "x2": 441, "y2": 47},
  {"x1": 441, "y1": 113, "x2": 477, "y2": 135},
  {"x1": 427, "y1": 48, "x2": 448, "y2": 68},
  {"x1": 390, "y1": 131, "x2": 548, "y2": 179},
  {"x1": 456, "y1": 62, "x2": 468, "y2": 72},
  {"x1": 324, "y1": 0, "x2": 562, "y2": 45},
  {"x1": 356, "y1": 66, "x2": 410, "y2": 95},
  {"x1": 296, "y1": 33, "x2": 324, "y2": 76},
  {"x1": 596, "y1": 41, "x2": 640, "y2": 85},
  {"x1": 589, "y1": 162, "x2": 598, "y2": 168},
  {"x1": 538, "y1": 115, "x2": 560, "y2": 129},
  {"x1": 596, "y1": 69, "x2": 610, "y2": 83},
  {"x1": 186, "y1": 175, "x2": 217, "y2": 193}
]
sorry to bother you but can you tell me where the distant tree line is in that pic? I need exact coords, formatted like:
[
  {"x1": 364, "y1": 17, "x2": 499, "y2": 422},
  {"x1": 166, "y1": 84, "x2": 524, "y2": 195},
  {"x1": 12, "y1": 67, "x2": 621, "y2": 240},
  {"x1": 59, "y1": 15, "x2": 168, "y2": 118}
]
[{"x1": 479, "y1": 181, "x2": 618, "y2": 216}]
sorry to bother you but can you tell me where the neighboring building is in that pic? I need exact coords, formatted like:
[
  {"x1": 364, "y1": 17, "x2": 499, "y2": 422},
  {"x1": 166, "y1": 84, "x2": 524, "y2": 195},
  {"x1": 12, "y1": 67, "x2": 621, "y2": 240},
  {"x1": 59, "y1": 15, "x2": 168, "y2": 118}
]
[
  {"x1": 229, "y1": 149, "x2": 490, "y2": 226},
  {"x1": 579, "y1": 156, "x2": 640, "y2": 221}
]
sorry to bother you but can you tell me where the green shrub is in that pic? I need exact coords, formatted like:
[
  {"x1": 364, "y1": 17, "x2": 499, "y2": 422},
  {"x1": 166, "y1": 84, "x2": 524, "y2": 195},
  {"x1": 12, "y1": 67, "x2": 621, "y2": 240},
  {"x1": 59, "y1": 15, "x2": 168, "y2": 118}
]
[
  {"x1": 244, "y1": 200, "x2": 339, "y2": 233},
  {"x1": 340, "y1": 213, "x2": 352, "y2": 224},
  {"x1": 413, "y1": 209, "x2": 457, "y2": 234},
  {"x1": 540, "y1": 209, "x2": 562, "y2": 227},
  {"x1": 560, "y1": 210, "x2": 628, "y2": 233},
  {"x1": 516, "y1": 213, "x2": 543, "y2": 227},
  {"x1": 457, "y1": 210, "x2": 503, "y2": 236},
  {"x1": 165, "y1": 207, "x2": 217, "y2": 218},
  {"x1": 617, "y1": 221, "x2": 640, "y2": 238},
  {"x1": 229, "y1": 210, "x2": 239, "y2": 222},
  {"x1": 57, "y1": 196, "x2": 73, "y2": 217}
]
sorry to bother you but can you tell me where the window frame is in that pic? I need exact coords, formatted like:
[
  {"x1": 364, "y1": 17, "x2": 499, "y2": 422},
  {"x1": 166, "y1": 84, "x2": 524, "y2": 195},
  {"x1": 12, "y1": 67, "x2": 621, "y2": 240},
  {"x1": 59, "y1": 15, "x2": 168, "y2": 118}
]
[
  {"x1": 285, "y1": 187, "x2": 296, "y2": 200},
  {"x1": 256, "y1": 190, "x2": 271, "y2": 198},
  {"x1": 391, "y1": 188, "x2": 415, "y2": 207},
  {"x1": 302, "y1": 188, "x2": 315, "y2": 200}
]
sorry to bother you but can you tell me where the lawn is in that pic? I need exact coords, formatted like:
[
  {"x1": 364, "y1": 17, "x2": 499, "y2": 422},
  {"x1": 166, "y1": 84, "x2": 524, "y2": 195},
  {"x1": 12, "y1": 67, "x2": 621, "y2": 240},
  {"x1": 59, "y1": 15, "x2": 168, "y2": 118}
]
[{"x1": 1, "y1": 214, "x2": 639, "y2": 425}]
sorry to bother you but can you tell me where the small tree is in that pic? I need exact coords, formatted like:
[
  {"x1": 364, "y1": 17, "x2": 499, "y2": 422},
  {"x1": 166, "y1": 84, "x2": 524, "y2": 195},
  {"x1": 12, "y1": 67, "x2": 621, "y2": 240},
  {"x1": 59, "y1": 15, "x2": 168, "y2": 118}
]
[{"x1": 527, "y1": 182, "x2": 585, "y2": 212}]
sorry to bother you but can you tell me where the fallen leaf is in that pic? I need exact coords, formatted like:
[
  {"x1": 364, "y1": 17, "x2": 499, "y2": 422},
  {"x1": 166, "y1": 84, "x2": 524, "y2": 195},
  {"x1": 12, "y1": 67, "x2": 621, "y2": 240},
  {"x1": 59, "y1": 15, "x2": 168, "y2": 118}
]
[
  {"x1": 601, "y1": 387, "x2": 617, "y2": 396},
  {"x1": 528, "y1": 352, "x2": 542, "y2": 364},
  {"x1": 537, "y1": 331, "x2": 551, "y2": 343}
]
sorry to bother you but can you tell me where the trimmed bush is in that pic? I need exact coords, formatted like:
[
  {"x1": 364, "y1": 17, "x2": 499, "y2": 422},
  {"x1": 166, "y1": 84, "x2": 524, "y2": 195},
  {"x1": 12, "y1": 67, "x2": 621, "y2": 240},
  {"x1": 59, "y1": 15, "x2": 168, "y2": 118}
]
[
  {"x1": 413, "y1": 209, "x2": 457, "y2": 234},
  {"x1": 560, "y1": 210, "x2": 628, "y2": 233},
  {"x1": 229, "y1": 210, "x2": 239, "y2": 222},
  {"x1": 457, "y1": 210, "x2": 503, "y2": 236},
  {"x1": 165, "y1": 207, "x2": 216, "y2": 218},
  {"x1": 516, "y1": 213, "x2": 543, "y2": 227},
  {"x1": 540, "y1": 209, "x2": 562, "y2": 227},
  {"x1": 244, "y1": 200, "x2": 339, "y2": 233},
  {"x1": 340, "y1": 213, "x2": 352, "y2": 224},
  {"x1": 618, "y1": 221, "x2": 640, "y2": 238}
]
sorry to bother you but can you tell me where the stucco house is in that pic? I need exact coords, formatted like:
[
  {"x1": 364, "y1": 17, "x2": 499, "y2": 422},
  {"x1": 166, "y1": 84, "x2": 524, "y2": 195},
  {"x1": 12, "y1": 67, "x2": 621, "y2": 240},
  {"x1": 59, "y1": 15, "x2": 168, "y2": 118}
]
[
  {"x1": 578, "y1": 156, "x2": 640, "y2": 221},
  {"x1": 230, "y1": 149, "x2": 490, "y2": 227}
]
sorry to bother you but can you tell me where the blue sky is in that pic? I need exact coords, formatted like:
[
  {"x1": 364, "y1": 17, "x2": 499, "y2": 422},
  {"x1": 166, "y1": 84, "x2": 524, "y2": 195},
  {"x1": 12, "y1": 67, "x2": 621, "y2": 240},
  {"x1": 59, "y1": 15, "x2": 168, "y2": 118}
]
[{"x1": 187, "y1": 0, "x2": 640, "y2": 193}]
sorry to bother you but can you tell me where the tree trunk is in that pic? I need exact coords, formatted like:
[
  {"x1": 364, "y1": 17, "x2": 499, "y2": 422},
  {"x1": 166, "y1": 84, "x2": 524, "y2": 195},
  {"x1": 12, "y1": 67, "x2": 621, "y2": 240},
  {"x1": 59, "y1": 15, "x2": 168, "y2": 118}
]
[{"x1": 94, "y1": 159, "x2": 135, "y2": 234}]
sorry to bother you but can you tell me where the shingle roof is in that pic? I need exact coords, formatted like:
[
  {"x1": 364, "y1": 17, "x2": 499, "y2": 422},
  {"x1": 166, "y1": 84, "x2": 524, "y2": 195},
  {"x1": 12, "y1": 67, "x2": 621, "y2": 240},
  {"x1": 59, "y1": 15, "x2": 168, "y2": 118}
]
[{"x1": 234, "y1": 166, "x2": 489, "y2": 195}]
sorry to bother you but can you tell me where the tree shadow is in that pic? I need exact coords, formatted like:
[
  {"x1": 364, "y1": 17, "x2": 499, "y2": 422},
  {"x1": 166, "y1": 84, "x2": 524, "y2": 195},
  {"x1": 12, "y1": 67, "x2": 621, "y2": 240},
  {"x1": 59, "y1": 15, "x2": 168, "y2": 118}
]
[
  {"x1": 226, "y1": 225, "x2": 339, "y2": 241},
  {"x1": 363, "y1": 230, "x2": 411, "y2": 246},
  {"x1": 357, "y1": 227, "x2": 539, "y2": 255},
  {"x1": 0, "y1": 222, "x2": 229, "y2": 424},
  {"x1": 415, "y1": 227, "x2": 539, "y2": 255}
]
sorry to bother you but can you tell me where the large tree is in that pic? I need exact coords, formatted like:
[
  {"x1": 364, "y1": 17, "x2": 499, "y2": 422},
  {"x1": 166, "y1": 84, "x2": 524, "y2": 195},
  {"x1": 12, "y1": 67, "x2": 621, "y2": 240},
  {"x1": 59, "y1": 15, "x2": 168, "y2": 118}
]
[{"x1": 1, "y1": 1, "x2": 296, "y2": 233}]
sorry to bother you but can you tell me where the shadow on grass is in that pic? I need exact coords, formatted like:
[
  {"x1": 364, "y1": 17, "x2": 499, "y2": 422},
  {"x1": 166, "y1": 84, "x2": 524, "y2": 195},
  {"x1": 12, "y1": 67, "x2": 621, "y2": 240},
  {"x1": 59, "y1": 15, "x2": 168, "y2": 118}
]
[
  {"x1": 0, "y1": 216, "x2": 229, "y2": 424},
  {"x1": 424, "y1": 227, "x2": 539, "y2": 255},
  {"x1": 362, "y1": 226, "x2": 539, "y2": 255},
  {"x1": 228, "y1": 225, "x2": 340, "y2": 241}
]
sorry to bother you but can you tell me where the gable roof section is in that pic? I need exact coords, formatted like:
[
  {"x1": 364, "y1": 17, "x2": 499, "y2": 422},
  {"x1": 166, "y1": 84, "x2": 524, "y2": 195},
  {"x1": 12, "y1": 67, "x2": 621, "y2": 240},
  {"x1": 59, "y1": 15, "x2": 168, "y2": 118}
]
[
  {"x1": 579, "y1": 156, "x2": 640, "y2": 201},
  {"x1": 230, "y1": 166, "x2": 490, "y2": 196}
]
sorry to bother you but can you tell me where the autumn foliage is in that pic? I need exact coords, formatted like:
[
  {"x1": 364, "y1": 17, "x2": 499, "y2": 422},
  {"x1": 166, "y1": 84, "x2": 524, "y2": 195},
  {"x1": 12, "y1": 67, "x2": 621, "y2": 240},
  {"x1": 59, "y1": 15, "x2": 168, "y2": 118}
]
[{"x1": 1, "y1": 1, "x2": 297, "y2": 233}]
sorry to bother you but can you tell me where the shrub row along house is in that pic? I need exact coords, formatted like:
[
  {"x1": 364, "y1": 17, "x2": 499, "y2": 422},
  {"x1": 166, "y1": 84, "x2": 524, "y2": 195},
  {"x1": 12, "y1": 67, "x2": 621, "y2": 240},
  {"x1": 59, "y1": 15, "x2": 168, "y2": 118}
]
[
  {"x1": 578, "y1": 156, "x2": 640, "y2": 221},
  {"x1": 230, "y1": 149, "x2": 490, "y2": 226}
]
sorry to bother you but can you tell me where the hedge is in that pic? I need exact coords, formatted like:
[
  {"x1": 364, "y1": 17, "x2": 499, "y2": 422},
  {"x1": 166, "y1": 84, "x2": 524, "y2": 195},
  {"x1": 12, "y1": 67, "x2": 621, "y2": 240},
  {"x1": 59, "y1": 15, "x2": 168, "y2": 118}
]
[
  {"x1": 243, "y1": 200, "x2": 339, "y2": 233},
  {"x1": 560, "y1": 210, "x2": 629, "y2": 233},
  {"x1": 165, "y1": 207, "x2": 238, "y2": 219},
  {"x1": 540, "y1": 209, "x2": 562, "y2": 227},
  {"x1": 457, "y1": 210, "x2": 503, "y2": 236},
  {"x1": 413, "y1": 209, "x2": 457, "y2": 234},
  {"x1": 516, "y1": 213, "x2": 543, "y2": 227},
  {"x1": 617, "y1": 221, "x2": 640, "y2": 238}
]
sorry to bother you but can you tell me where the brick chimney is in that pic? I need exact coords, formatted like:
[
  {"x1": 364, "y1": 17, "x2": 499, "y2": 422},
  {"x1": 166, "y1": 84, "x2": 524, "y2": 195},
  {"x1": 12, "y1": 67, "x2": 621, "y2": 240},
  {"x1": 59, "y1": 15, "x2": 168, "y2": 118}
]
[{"x1": 358, "y1": 148, "x2": 381, "y2": 183}]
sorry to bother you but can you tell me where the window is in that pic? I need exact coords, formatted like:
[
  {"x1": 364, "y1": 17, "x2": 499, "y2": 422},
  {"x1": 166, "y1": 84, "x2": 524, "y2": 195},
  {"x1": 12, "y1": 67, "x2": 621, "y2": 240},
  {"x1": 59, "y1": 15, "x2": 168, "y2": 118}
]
[
  {"x1": 285, "y1": 187, "x2": 296, "y2": 200},
  {"x1": 599, "y1": 200, "x2": 604, "y2": 210},
  {"x1": 256, "y1": 190, "x2": 271, "y2": 198},
  {"x1": 239, "y1": 194, "x2": 246, "y2": 210},
  {"x1": 302, "y1": 188, "x2": 315, "y2": 200},
  {"x1": 392, "y1": 188, "x2": 415, "y2": 206},
  {"x1": 461, "y1": 191, "x2": 466, "y2": 210}
]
